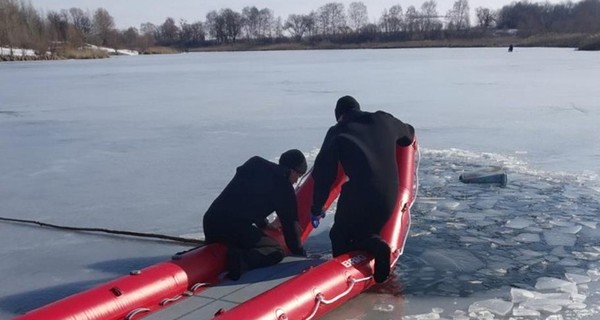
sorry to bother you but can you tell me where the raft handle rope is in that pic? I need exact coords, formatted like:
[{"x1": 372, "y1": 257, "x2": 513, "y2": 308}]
[
  {"x1": 304, "y1": 275, "x2": 373, "y2": 320},
  {"x1": 409, "y1": 143, "x2": 421, "y2": 209},
  {"x1": 0, "y1": 217, "x2": 203, "y2": 245},
  {"x1": 186, "y1": 282, "x2": 210, "y2": 295},
  {"x1": 160, "y1": 295, "x2": 183, "y2": 306},
  {"x1": 125, "y1": 308, "x2": 150, "y2": 320}
]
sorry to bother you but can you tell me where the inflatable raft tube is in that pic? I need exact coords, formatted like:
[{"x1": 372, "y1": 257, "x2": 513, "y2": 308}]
[{"x1": 17, "y1": 140, "x2": 417, "y2": 320}]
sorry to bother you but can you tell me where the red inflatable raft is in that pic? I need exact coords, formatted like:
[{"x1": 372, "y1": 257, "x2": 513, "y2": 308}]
[{"x1": 16, "y1": 140, "x2": 417, "y2": 320}]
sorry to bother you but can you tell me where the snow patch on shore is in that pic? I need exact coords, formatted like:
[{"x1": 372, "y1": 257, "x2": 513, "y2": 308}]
[
  {"x1": 85, "y1": 44, "x2": 139, "y2": 56},
  {"x1": 0, "y1": 47, "x2": 37, "y2": 57}
]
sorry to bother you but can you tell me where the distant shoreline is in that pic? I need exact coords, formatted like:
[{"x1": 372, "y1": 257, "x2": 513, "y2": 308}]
[
  {"x1": 1, "y1": 33, "x2": 598, "y2": 62},
  {"x1": 188, "y1": 34, "x2": 599, "y2": 53}
]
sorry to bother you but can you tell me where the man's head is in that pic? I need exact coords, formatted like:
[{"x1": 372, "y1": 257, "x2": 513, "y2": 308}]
[
  {"x1": 335, "y1": 95, "x2": 360, "y2": 121},
  {"x1": 279, "y1": 149, "x2": 307, "y2": 184}
]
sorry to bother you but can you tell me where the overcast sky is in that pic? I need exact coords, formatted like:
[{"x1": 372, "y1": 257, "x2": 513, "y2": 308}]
[{"x1": 29, "y1": 0, "x2": 555, "y2": 29}]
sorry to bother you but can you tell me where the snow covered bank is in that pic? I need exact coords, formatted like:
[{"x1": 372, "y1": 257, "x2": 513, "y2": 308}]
[
  {"x1": 85, "y1": 44, "x2": 139, "y2": 56},
  {"x1": 1, "y1": 45, "x2": 138, "y2": 61},
  {"x1": 0, "y1": 47, "x2": 37, "y2": 57}
]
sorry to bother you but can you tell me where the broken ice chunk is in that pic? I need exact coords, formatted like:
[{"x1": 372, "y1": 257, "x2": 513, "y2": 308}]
[
  {"x1": 401, "y1": 311, "x2": 440, "y2": 320},
  {"x1": 521, "y1": 299, "x2": 564, "y2": 313},
  {"x1": 511, "y1": 288, "x2": 536, "y2": 303},
  {"x1": 587, "y1": 269, "x2": 600, "y2": 281},
  {"x1": 506, "y1": 217, "x2": 533, "y2": 229},
  {"x1": 451, "y1": 310, "x2": 470, "y2": 320},
  {"x1": 559, "y1": 225, "x2": 582, "y2": 234},
  {"x1": 568, "y1": 302, "x2": 587, "y2": 309},
  {"x1": 513, "y1": 305, "x2": 541, "y2": 316},
  {"x1": 543, "y1": 230, "x2": 577, "y2": 247},
  {"x1": 535, "y1": 277, "x2": 577, "y2": 293},
  {"x1": 515, "y1": 233, "x2": 541, "y2": 243},
  {"x1": 467, "y1": 299, "x2": 513, "y2": 316},
  {"x1": 459, "y1": 169, "x2": 507, "y2": 187},
  {"x1": 579, "y1": 221, "x2": 597, "y2": 229}
]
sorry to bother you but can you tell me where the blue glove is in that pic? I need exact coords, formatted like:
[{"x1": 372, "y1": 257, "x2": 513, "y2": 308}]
[{"x1": 311, "y1": 211, "x2": 326, "y2": 228}]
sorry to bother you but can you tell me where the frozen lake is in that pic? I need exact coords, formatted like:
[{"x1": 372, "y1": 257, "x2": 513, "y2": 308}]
[{"x1": 1, "y1": 47, "x2": 599, "y2": 319}]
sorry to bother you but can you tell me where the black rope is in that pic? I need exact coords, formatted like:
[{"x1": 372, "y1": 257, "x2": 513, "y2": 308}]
[{"x1": 0, "y1": 216, "x2": 204, "y2": 245}]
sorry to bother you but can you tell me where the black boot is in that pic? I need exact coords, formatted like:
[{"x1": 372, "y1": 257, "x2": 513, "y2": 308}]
[
  {"x1": 226, "y1": 247, "x2": 246, "y2": 281},
  {"x1": 367, "y1": 238, "x2": 391, "y2": 283}
]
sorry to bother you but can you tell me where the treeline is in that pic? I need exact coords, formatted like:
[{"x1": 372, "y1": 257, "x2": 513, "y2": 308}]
[{"x1": 1, "y1": 0, "x2": 600, "y2": 56}]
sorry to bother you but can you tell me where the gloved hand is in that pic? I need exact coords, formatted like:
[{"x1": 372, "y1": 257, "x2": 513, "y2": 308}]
[{"x1": 311, "y1": 211, "x2": 326, "y2": 228}]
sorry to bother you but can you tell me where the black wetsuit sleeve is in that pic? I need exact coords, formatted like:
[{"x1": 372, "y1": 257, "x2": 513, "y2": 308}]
[
  {"x1": 395, "y1": 118, "x2": 415, "y2": 147},
  {"x1": 311, "y1": 127, "x2": 339, "y2": 213},
  {"x1": 274, "y1": 184, "x2": 303, "y2": 254}
]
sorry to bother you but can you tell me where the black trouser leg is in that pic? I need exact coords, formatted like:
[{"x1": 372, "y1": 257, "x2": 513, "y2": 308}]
[
  {"x1": 330, "y1": 222, "x2": 354, "y2": 257},
  {"x1": 242, "y1": 235, "x2": 285, "y2": 270}
]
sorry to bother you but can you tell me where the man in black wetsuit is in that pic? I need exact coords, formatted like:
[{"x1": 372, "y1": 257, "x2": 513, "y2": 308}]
[
  {"x1": 203, "y1": 149, "x2": 307, "y2": 280},
  {"x1": 311, "y1": 96, "x2": 415, "y2": 283}
]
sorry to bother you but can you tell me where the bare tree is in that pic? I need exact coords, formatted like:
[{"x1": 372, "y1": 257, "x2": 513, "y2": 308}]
[
  {"x1": 69, "y1": 7, "x2": 92, "y2": 41},
  {"x1": 179, "y1": 20, "x2": 205, "y2": 46},
  {"x1": 92, "y1": 8, "x2": 115, "y2": 46},
  {"x1": 205, "y1": 10, "x2": 227, "y2": 43},
  {"x1": 573, "y1": 0, "x2": 600, "y2": 33},
  {"x1": 158, "y1": 17, "x2": 178, "y2": 45},
  {"x1": 404, "y1": 5, "x2": 420, "y2": 33},
  {"x1": 447, "y1": 0, "x2": 471, "y2": 30},
  {"x1": 317, "y1": 2, "x2": 346, "y2": 35},
  {"x1": 121, "y1": 27, "x2": 139, "y2": 48},
  {"x1": 17, "y1": 0, "x2": 47, "y2": 52},
  {"x1": 47, "y1": 10, "x2": 69, "y2": 42},
  {"x1": 348, "y1": 2, "x2": 368, "y2": 31},
  {"x1": 475, "y1": 7, "x2": 496, "y2": 29},
  {"x1": 139, "y1": 22, "x2": 157, "y2": 50},
  {"x1": 241, "y1": 6, "x2": 260, "y2": 39},
  {"x1": 222, "y1": 9, "x2": 242, "y2": 43},
  {"x1": 284, "y1": 14, "x2": 310, "y2": 40},
  {"x1": 258, "y1": 8, "x2": 275, "y2": 38},
  {"x1": 0, "y1": 0, "x2": 21, "y2": 50},
  {"x1": 306, "y1": 11, "x2": 318, "y2": 37},
  {"x1": 420, "y1": 0, "x2": 442, "y2": 32},
  {"x1": 380, "y1": 4, "x2": 403, "y2": 33}
]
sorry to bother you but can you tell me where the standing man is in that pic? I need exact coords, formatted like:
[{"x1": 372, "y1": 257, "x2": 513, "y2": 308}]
[
  {"x1": 311, "y1": 96, "x2": 415, "y2": 283},
  {"x1": 203, "y1": 149, "x2": 307, "y2": 280}
]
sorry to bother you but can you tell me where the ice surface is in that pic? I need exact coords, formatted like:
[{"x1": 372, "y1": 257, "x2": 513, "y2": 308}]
[{"x1": 3, "y1": 48, "x2": 600, "y2": 320}]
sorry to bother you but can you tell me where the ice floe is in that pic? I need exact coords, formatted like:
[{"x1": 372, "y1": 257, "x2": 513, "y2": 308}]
[{"x1": 395, "y1": 148, "x2": 600, "y2": 319}]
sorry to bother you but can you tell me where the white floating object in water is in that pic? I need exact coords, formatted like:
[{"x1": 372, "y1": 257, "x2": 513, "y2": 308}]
[{"x1": 459, "y1": 168, "x2": 508, "y2": 187}]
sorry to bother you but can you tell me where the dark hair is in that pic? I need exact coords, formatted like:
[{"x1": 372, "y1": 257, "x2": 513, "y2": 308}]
[
  {"x1": 279, "y1": 149, "x2": 307, "y2": 174},
  {"x1": 335, "y1": 95, "x2": 360, "y2": 120}
]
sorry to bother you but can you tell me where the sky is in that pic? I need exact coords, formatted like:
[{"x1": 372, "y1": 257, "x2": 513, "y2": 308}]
[{"x1": 28, "y1": 0, "x2": 530, "y2": 29}]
